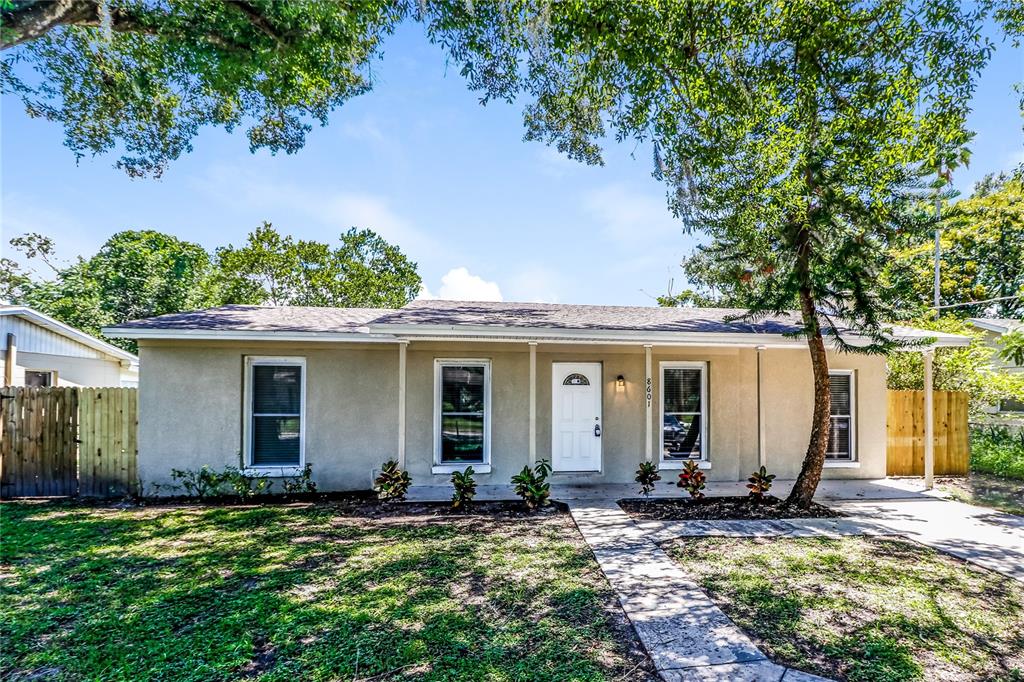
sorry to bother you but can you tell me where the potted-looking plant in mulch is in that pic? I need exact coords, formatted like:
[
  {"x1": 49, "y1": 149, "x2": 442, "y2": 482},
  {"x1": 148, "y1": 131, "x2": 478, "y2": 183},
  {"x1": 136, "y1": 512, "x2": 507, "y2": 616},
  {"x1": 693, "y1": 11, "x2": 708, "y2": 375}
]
[
  {"x1": 676, "y1": 460, "x2": 706, "y2": 499},
  {"x1": 746, "y1": 466, "x2": 776, "y2": 503},
  {"x1": 374, "y1": 459, "x2": 412, "y2": 502},
  {"x1": 511, "y1": 459, "x2": 552, "y2": 510},
  {"x1": 635, "y1": 461, "x2": 661, "y2": 496},
  {"x1": 450, "y1": 466, "x2": 477, "y2": 511}
]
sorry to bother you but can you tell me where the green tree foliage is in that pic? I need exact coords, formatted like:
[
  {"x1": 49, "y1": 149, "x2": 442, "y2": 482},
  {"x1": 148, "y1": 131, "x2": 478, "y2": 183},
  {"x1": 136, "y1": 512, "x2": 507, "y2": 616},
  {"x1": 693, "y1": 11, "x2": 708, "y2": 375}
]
[
  {"x1": 4, "y1": 230, "x2": 215, "y2": 350},
  {"x1": 884, "y1": 173, "x2": 1024, "y2": 317},
  {"x1": 433, "y1": 1, "x2": 992, "y2": 506},
  {"x1": 214, "y1": 223, "x2": 421, "y2": 308},
  {"x1": 1, "y1": 224, "x2": 421, "y2": 350},
  {"x1": 887, "y1": 317, "x2": 1024, "y2": 415},
  {"x1": 1, "y1": 0, "x2": 401, "y2": 177},
  {"x1": 999, "y1": 329, "x2": 1024, "y2": 367}
]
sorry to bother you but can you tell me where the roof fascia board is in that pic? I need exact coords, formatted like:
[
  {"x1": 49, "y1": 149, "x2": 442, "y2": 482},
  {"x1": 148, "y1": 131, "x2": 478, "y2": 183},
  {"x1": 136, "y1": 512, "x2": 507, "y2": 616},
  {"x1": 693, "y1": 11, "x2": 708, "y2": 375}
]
[
  {"x1": 371, "y1": 323, "x2": 970, "y2": 347},
  {"x1": 966, "y1": 318, "x2": 1013, "y2": 334},
  {"x1": 102, "y1": 327, "x2": 401, "y2": 343},
  {"x1": 3, "y1": 307, "x2": 138, "y2": 361}
]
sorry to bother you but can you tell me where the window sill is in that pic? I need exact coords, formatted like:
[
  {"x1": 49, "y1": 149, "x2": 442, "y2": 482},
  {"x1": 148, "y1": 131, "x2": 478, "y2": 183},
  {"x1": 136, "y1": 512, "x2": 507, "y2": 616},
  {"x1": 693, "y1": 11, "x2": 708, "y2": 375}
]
[
  {"x1": 823, "y1": 460, "x2": 860, "y2": 469},
  {"x1": 243, "y1": 466, "x2": 304, "y2": 477},
  {"x1": 658, "y1": 460, "x2": 711, "y2": 470},
  {"x1": 432, "y1": 464, "x2": 491, "y2": 475}
]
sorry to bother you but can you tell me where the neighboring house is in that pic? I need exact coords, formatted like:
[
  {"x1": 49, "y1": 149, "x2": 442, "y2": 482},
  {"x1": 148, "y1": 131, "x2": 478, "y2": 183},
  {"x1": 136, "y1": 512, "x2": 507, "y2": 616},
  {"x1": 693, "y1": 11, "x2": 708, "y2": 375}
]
[
  {"x1": 967, "y1": 317, "x2": 1024, "y2": 412},
  {"x1": 1, "y1": 305, "x2": 139, "y2": 388},
  {"x1": 105, "y1": 301, "x2": 967, "y2": 492}
]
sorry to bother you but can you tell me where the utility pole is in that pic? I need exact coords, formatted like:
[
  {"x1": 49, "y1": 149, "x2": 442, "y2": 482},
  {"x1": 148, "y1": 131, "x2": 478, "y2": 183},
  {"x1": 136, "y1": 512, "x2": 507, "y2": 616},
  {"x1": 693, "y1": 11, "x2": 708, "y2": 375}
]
[{"x1": 933, "y1": 166, "x2": 943, "y2": 310}]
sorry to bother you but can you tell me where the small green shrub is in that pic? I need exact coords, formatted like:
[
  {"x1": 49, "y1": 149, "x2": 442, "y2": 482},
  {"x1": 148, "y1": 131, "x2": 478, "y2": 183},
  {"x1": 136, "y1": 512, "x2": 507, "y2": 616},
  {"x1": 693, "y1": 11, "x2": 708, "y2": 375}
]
[
  {"x1": 511, "y1": 459, "x2": 552, "y2": 510},
  {"x1": 223, "y1": 467, "x2": 273, "y2": 499},
  {"x1": 676, "y1": 460, "x2": 706, "y2": 499},
  {"x1": 746, "y1": 465, "x2": 776, "y2": 502},
  {"x1": 170, "y1": 466, "x2": 223, "y2": 498},
  {"x1": 374, "y1": 459, "x2": 413, "y2": 501},
  {"x1": 282, "y1": 464, "x2": 317, "y2": 495},
  {"x1": 971, "y1": 426, "x2": 1024, "y2": 480},
  {"x1": 635, "y1": 461, "x2": 661, "y2": 496},
  {"x1": 451, "y1": 466, "x2": 477, "y2": 510},
  {"x1": 169, "y1": 466, "x2": 273, "y2": 499}
]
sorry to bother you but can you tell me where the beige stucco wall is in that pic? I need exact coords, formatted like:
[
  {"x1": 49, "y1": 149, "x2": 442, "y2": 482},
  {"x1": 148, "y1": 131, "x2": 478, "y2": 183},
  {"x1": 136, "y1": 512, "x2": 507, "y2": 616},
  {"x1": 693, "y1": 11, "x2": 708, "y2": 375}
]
[
  {"x1": 0, "y1": 349, "x2": 125, "y2": 387},
  {"x1": 137, "y1": 339, "x2": 888, "y2": 493},
  {"x1": 138, "y1": 341, "x2": 399, "y2": 492}
]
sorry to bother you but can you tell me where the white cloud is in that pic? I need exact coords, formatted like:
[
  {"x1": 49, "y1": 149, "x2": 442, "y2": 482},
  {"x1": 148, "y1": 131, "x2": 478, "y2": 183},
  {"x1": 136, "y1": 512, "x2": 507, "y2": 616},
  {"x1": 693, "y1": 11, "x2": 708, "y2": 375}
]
[
  {"x1": 419, "y1": 267, "x2": 503, "y2": 301},
  {"x1": 582, "y1": 183, "x2": 681, "y2": 244}
]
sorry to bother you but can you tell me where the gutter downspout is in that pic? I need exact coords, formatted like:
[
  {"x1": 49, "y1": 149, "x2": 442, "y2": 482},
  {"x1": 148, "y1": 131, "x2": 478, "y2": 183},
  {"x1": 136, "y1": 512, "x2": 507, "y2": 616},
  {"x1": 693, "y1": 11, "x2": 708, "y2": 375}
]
[
  {"x1": 923, "y1": 349, "x2": 935, "y2": 489},
  {"x1": 397, "y1": 341, "x2": 408, "y2": 469},
  {"x1": 756, "y1": 345, "x2": 766, "y2": 468},
  {"x1": 529, "y1": 342, "x2": 537, "y2": 465}
]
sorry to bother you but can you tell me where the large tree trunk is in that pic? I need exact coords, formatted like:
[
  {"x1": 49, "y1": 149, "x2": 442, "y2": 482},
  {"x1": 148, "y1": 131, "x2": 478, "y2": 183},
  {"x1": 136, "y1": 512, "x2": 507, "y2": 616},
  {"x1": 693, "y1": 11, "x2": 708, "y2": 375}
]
[{"x1": 786, "y1": 284, "x2": 831, "y2": 509}]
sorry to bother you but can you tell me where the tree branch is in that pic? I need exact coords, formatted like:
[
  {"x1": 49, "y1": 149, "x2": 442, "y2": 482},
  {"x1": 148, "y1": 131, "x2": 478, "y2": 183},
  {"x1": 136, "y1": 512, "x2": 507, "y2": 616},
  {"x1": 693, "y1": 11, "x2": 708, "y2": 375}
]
[
  {"x1": 225, "y1": 0, "x2": 286, "y2": 43},
  {"x1": 2, "y1": 0, "x2": 96, "y2": 49}
]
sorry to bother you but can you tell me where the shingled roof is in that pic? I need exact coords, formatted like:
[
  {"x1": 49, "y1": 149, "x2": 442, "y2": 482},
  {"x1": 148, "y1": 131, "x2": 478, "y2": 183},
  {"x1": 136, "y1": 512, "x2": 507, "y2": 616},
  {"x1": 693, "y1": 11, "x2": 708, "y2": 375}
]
[
  {"x1": 105, "y1": 300, "x2": 969, "y2": 346},
  {"x1": 110, "y1": 305, "x2": 389, "y2": 333},
  {"x1": 371, "y1": 300, "x2": 801, "y2": 334}
]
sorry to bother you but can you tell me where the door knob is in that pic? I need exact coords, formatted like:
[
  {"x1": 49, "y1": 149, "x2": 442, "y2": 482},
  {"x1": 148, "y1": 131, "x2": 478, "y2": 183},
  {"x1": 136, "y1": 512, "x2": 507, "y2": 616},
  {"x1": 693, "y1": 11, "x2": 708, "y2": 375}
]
[{"x1": 594, "y1": 423, "x2": 602, "y2": 437}]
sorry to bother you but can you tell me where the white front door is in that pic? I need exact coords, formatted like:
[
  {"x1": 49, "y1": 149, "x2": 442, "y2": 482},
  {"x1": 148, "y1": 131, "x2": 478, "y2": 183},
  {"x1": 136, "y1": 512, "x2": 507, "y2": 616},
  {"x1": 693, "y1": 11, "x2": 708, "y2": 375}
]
[{"x1": 551, "y1": 362, "x2": 602, "y2": 472}]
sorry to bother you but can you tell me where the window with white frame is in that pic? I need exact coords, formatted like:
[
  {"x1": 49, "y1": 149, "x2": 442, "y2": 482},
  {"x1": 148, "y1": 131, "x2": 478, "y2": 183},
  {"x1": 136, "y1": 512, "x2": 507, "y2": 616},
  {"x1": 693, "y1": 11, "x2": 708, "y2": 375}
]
[
  {"x1": 24, "y1": 370, "x2": 54, "y2": 387},
  {"x1": 435, "y1": 360, "x2": 490, "y2": 465},
  {"x1": 826, "y1": 371, "x2": 855, "y2": 461},
  {"x1": 661, "y1": 362, "x2": 707, "y2": 461},
  {"x1": 245, "y1": 357, "x2": 305, "y2": 467}
]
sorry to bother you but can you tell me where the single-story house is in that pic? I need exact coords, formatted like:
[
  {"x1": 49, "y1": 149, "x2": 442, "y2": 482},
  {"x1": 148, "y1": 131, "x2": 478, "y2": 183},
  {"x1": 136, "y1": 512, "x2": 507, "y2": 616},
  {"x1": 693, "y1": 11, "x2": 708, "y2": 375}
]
[
  {"x1": 966, "y1": 317, "x2": 1024, "y2": 413},
  {"x1": 1, "y1": 305, "x2": 138, "y2": 388},
  {"x1": 105, "y1": 301, "x2": 967, "y2": 492}
]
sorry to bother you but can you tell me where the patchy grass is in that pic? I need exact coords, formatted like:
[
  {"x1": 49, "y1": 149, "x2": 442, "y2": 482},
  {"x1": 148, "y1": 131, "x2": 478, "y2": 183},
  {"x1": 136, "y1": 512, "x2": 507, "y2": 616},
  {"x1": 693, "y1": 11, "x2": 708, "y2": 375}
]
[
  {"x1": 938, "y1": 473, "x2": 1024, "y2": 516},
  {"x1": 1, "y1": 500, "x2": 655, "y2": 682},
  {"x1": 664, "y1": 536, "x2": 1024, "y2": 682}
]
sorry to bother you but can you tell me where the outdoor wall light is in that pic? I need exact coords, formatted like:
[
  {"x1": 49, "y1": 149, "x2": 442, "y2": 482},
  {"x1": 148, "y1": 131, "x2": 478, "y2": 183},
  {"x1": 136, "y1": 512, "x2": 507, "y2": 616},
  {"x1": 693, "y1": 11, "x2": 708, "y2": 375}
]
[{"x1": 616, "y1": 375, "x2": 625, "y2": 388}]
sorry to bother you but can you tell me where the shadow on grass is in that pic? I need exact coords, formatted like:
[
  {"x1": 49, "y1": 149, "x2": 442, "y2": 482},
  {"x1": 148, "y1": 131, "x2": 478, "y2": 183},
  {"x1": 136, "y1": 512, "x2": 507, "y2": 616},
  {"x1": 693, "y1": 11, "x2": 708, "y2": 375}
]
[
  {"x1": 665, "y1": 535, "x2": 1024, "y2": 682},
  {"x1": 1, "y1": 501, "x2": 652, "y2": 682}
]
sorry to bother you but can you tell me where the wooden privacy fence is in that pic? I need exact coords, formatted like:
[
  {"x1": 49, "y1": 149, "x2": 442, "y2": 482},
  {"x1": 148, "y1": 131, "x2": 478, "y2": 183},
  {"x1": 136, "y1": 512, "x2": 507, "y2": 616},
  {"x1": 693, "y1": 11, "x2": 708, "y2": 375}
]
[
  {"x1": 0, "y1": 387, "x2": 138, "y2": 498},
  {"x1": 887, "y1": 390, "x2": 969, "y2": 476}
]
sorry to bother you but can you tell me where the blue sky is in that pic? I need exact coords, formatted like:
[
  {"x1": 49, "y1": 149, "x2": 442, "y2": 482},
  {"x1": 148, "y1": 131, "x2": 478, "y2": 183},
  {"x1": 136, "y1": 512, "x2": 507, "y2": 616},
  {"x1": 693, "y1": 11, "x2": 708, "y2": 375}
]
[{"x1": 2, "y1": 21, "x2": 1022, "y2": 306}]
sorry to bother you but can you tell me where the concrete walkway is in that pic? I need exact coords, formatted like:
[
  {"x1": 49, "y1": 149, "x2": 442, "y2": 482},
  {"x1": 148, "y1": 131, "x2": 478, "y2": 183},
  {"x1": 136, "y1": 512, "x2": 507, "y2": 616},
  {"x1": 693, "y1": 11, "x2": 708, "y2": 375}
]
[
  {"x1": 570, "y1": 500, "x2": 832, "y2": 681},
  {"x1": 831, "y1": 497, "x2": 1024, "y2": 582}
]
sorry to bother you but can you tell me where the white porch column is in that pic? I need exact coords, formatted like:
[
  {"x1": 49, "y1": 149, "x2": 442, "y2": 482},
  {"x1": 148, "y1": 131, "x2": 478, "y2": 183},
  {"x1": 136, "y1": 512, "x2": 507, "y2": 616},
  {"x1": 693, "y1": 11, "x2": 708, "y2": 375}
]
[
  {"x1": 923, "y1": 348, "x2": 935, "y2": 489},
  {"x1": 644, "y1": 344, "x2": 653, "y2": 462},
  {"x1": 529, "y1": 342, "x2": 538, "y2": 465},
  {"x1": 397, "y1": 341, "x2": 409, "y2": 468},
  {"x1": 756, "y1": 345, "x2": 767, "y2": 467}
]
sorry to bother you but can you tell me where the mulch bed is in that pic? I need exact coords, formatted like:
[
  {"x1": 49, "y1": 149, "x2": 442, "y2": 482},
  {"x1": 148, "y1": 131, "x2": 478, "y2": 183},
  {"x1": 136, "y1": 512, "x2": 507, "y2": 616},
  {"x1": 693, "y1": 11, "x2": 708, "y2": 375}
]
[
  {"x1": 7, "y1": 492, "x2": 567, "y2": 519},
  {"x1": 619, "y1": 495, "x2": 843, "y2": 521}
]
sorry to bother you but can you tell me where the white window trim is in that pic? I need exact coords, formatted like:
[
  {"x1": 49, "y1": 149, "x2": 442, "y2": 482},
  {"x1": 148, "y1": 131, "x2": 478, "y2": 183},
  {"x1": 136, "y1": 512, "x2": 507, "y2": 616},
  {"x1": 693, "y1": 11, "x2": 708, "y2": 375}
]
[
  {"x1": 659, "y1": 361, "x2": 709, "y2": 466},
  {"x1": 23, "y1": 369, "x2": 57, "y2": 387},
  {"x1": 243, "y1": 356, "x2": 306, "y2": 473},
  {"x1": 826, "y1": 369, "x2": 857, "y2": 462},
  {"x1": 433, "y1": 359, "x2": 491, "y2": 472}
]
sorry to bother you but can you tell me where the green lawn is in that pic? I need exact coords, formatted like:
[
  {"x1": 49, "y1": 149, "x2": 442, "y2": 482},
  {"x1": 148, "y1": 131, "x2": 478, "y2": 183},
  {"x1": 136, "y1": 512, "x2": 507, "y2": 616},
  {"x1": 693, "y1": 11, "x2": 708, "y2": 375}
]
[
  {"x1": 665, "y1": 536, "x2": 1024, "y2": 682},
  {"x1": 938, "y1": 473, "x2": 1024, "y2": 516},
  {"x1": 1, "y1": 501, "x2": 654, "y2": 682}
]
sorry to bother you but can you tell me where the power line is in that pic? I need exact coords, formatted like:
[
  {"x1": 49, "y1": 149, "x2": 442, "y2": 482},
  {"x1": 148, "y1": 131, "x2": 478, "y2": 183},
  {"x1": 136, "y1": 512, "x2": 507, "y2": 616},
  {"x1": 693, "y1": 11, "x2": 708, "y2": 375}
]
[{"x1": 934, "y1": 293, "x2": 1023, "y2": 310}]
